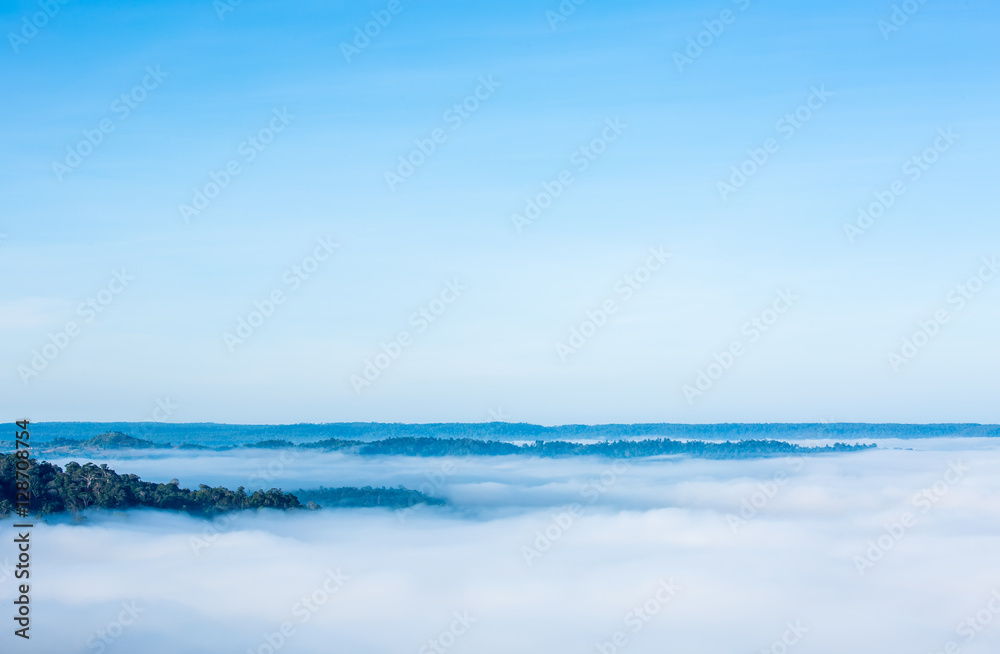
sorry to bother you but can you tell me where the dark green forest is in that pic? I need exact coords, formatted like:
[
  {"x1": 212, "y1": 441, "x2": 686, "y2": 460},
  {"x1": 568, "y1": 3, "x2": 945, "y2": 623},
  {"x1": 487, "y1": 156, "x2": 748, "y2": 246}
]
[
  {"x1": 291, "y1": 486, "x2": 447, "y2": 508},
  {"x1": 0, "y1": 454, "x2": 449, "y2": 518},
  {"x1": 0, "y1": 433, "x2": 873, "y2": 517},
  {"x1": 20, "y1": 431, "x2": 875, "y2": 459},
  {"x1": 349, "y1": 437, "x2": 873, "y2": 458},
  {"x1": 0, "y1": 454, "x2": 302, "y2": 518}
]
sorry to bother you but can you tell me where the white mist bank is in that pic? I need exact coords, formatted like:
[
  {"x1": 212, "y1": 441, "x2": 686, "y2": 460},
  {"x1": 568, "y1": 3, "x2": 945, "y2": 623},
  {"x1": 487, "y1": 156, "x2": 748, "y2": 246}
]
[{"x1": 3, "y1": 443, "x2": 1000, "y2": 653}]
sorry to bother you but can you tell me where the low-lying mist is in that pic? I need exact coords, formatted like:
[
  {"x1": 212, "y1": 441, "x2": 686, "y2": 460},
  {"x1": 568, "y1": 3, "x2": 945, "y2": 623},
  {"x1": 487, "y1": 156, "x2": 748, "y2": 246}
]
[{"x1": 5, "y1": 442, "x2": 1000, "y2": 653}]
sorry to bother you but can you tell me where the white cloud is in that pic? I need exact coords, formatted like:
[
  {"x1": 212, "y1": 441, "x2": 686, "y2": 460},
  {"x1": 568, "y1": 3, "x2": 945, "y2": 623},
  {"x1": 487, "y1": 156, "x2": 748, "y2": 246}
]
[{"x1": 9, "y1": 442, "x2": 1000, "y2": 653}]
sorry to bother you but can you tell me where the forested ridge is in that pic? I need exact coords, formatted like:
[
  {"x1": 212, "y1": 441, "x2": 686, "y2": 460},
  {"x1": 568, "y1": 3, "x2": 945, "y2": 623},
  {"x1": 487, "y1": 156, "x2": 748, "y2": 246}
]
[
  {"x1": 17, "y1": 431, "x2": 875, "y2": 459},
  {"x1": 348, "y1": 437, "x2": 873, "y2": 458},
  {"x1": 0, "y1": 434, "x2": 873, "y2": 517},
  {"x1": 291, "y1": 486, "x2": 447, "y2": 508},
  {"x1": 0, "y1": 454, "x2": 450, "y2": 518},
  {"x1": 0, "y1": 454, "x2": 302, "y2": 518}
]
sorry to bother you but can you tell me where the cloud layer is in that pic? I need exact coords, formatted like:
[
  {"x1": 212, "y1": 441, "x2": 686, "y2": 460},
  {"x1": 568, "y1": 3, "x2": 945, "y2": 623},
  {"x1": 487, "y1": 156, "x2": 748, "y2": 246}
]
[{"x1": 4, "y1": 442, "x2": 1000, "y2": 653}]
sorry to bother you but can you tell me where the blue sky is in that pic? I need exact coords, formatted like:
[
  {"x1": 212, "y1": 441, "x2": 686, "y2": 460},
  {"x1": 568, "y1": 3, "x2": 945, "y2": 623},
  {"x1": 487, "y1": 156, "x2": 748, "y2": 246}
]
[{"x1": 2, "y1": 0, "x2": 998, "y2": 424}]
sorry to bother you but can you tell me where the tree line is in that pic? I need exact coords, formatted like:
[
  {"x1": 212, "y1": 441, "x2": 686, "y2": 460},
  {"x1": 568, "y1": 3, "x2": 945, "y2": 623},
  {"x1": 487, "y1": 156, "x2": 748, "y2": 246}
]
[{"x1": 0, "y1": 454, "x2": 302, "y2": 517}]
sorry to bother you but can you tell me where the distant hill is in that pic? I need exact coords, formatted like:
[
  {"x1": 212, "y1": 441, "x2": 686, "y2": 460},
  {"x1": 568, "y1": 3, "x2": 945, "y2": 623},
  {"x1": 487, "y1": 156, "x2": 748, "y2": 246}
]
[
  {"x1": 44, "y1": 431, "x2": 175, "y2": 451},
  {"x1": 20, "y1": 432, "x2": 874, "y2": 459},
  {"x1": 84, "y1": 431, "x2": 170, "y2": 449},
  {"x1": 23, "y1": 422, "x2": 1000, "y2": 448}
]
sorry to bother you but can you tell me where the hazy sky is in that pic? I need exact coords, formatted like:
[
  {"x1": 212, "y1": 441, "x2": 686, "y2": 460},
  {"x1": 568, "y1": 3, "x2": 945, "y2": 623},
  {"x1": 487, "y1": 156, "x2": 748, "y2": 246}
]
[{"x1": 2, "y1": 0, "x2": 998, "y2": 423}]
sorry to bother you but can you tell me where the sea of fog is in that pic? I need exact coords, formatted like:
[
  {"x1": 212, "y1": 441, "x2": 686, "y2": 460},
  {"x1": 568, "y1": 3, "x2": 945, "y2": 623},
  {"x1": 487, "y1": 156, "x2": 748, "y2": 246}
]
[{"x1": 4, "y1": 441, "x2": 1000, "y2": 653}]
